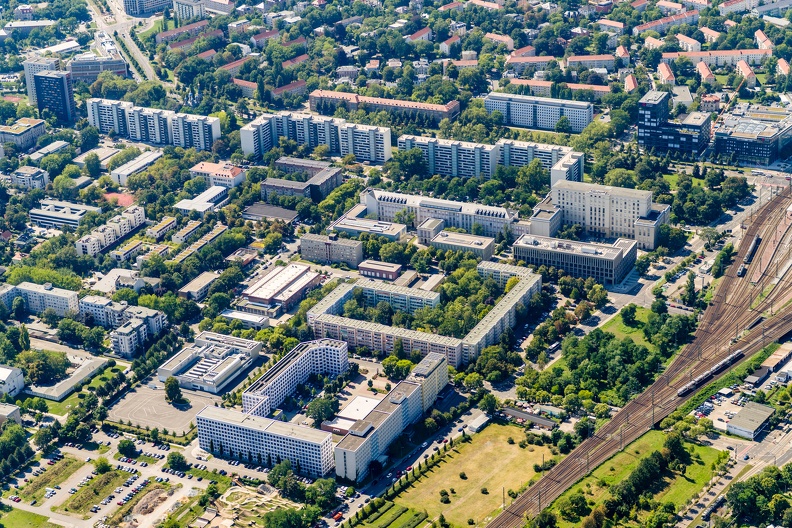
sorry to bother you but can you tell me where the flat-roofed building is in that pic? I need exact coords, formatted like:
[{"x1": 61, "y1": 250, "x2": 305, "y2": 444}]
[
  {"x1": 397, "y1": 135, "x2": 499, "y2": 179},
  {"x1": 11, "y1": 166, "x2": 49, "y2": 189},
  {"x1": 330, "y1": 203, "x2": 408, "y2": 241},
  {"x1": 75, "y1": 206, "x2": 146, "y2": 256},
  {"x1": 8, "y1": 282, "x2": 79, "y2": 317},
  {"x1": 219, "y1": 309, "x2": 269, "y2": 330},
  {"x1": 242, "y1": 263, "x2": 320, "y2": 310},
  {"x1": 242, "y1": 339, "x2": 348, "y2": 417},
  {"x1": 430, "y1": 231, "x2": 494, "y2": 260},
  {"x1": 110, "y1": 240, "x2": 144, "y2": 262},
  {"x1": 0, "y1": 403, "x2": 21, "y2": 425},
  {"x1": 178, "y1": 271, "x2": 221, "y2": 301},
  {"x1": 0, "y1": 365, "x2": 25, "y2": 397},
  {"x1": 497, "y1": 138, "x2": 584, "y2": 186},
  {"x1": 110, "y1": 150, "x2": 163, "y2": 186},
  {"x1": 30, "y1": 199, "x2": 102, "y2": 229},
  {"x1": 29, "y1": 140, "x2": 70, "y2": 163},
  {"x1": 197, "y1": 405, "x2": 335, "y2": 476},
  {"x1": 174, "y1": 186, "x2": 230, "y2": 217},
  {"x1": 660, "y1": 48, "x2": 771, "y2": 67},
  {"x1": 713, "y1": 103, "x2": 792, "y2": 165},
  {"x1": 110, "y1": 318, "x2": 147, "y2": 357},
  {"x1": 513, "y1": 235, "x2": 637, "y2": 285},
  {"x1": 335, "y1": 353, "x2": 447, "y2": 481},
  {"x1": 484, "y1": 93, "x2": 593, "y2": 133},
  {"x1": 300, "y1": 233, "x2": 364, "y2": 267},
  {"x1": 158, "y1": 332, "x2": 261, "y2": 393},
  {"x1": 727, "y1": 401, "x2": 775, "y2": 439},
  {"x1": 172, "y1": 220, "x2": 202, "y2": 244},
  {"x1": 146, "y1": 216, "x2": 177, "y2": 241},
  {"x1": 262, "y1": 157, "x2": 343, "y2": 202},
  {"x1": 357, "y1": 261, "x2": 401, "y2": 280}
]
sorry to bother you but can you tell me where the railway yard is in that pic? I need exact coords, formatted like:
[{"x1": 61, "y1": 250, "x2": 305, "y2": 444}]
[{"x1": 489, "y1": 186, "x2": 792, "y2": 528}]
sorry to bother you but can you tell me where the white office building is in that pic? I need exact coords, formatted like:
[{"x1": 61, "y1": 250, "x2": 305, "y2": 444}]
[
  {"x1": 173, "y1": 186, "x2": 229, "y2": 217},
  {"x1": 335, "y1": 353, "x2": 448, "y2": 482},
  {"x1": 240, "y1": 112, "x2": 392, "y2": 162},
  {"x1": 30, "y1": 199, "x2": 102, "y2": 229},
  {"x1": 23, "y1": 57, "x2": 60, "y2": 106},
  {"x1": 0, "y1": 365, "x2": 25, "y2": 397},
  {"x1": 242, "y1": 340, "x2": 349, "y2": 417},
  {"x1": 397, "y1": 135, "x2": 499, "y2": 179},
  {"x1": 550, "y1": 180, "x2": 670, "y2": 250},
  {"x1": 483, "y1": 93, "x2": 594, "y2": 133},
  {"x1": 86, "y1": 98, "x2": 220, "y2": 151},
  {"x1": 123, "y1": 0, "x2": 171, "y2": 15},
  {"x1": 158, "y1": 332, "x2": 261, "y2": 393}
]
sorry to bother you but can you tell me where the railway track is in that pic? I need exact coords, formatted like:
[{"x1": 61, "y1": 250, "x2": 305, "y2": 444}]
[{"x1": 488, "y1": 188, "x2": 792, "y2": 528}]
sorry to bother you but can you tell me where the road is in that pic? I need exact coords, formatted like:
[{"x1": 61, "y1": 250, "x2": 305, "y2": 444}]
[
  {"x1": 488, "y1": 186, "x2": 792, "y2": 528},
  {"x1": 3, "y1": 430, "x2": 207, "y2": 528},
  {"x1": 85, "y1": 0, "x2": 163, "y2": 84}
]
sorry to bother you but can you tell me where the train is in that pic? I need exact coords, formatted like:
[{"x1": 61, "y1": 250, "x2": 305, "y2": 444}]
[
  {"x1": 703, "y1": 495, "x2": 726, "y2": 521},
  {"x1": 676, "y1": 349, "x2": 744, "y2": 397},
  {"x1": 737, "y1": 264, "x2": 746, "y2": 277},
  {"x1": 744, "y1": 235, "x2": 762, "y2": 264}
]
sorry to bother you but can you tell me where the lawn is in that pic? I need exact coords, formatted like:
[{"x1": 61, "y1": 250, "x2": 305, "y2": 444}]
[
  {"x1": 550, "y1": 430, "x2": 723, "y2": 528},
  {"x1": 56, "y1": 470, "x2": 128, "y2": 517},
  {"x1": 394, "y1": 424, "x2": 555, "y2": 526},
  {"x1": 139, "y1": 19, "x2": 175, "y2": 40},
  {"x1": 0, "y1": 506, "x2": 60, "y2": 528},
  {"x1": 663, "y1": 173, "x2": 705, "y2": 190},
  {"x1": 187, "y1": 467, "x2": 233, "y2": 493},
  {"x1": 18, "y1": 456, "x2": 84, "y2": 502},
  {"x1": 600, "y1": 306, "x2": 653, "y2": 351},
  {"x1": 48, "y1": 365, "x2": 125, "y2": 416}
]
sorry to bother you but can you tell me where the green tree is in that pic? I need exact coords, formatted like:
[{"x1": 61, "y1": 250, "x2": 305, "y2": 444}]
[
  {"x1": 621, "y1": 304, "x2": 637, "y2": 326},
  {"x1": 306, "y1": 398, "x2": 336, "y2": 425},
  {"x1": 167, "y1": 451, "x2": 189, "y2": 471},
  {"x1": 555, "y1": 116, "x2": 572, "y2": 134},
  {"x1": 11, "y1": 297, "x2": 26, "y2": 320},
  {"x1": 479, "y1": 393, "x2": 499, "y2": 414},
  {"x1": 83, "y1": 152, "x2": 101, "y2": 178},
  {"x1": 164, "y1": 376, "x2": 182, "y2": 403},
  {"x1": 118, "y1": 439, "x2": 137, "y2": 458},
  {"x1": 93, "y1": 457, "x2": 112, "y2": 474},
  {"x1": 464, "y1": 372, "x2": 484, "y2": 391}
]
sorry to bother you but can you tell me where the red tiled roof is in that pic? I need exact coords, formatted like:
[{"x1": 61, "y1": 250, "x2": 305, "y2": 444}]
[
  {"x1": 624, "y1": 74, "x2": 638, "y2": 92},
  {"x1": 158, "y1": 19, "x2": 208, "y2": 39},
  {"x1": 272, "y1": 79, "x2": 307, "y2": 95},
  {"x1": 310, "y1": 89, "x2": 459, "y2": 113},
  {"x1": 567, "y1": 54, "x2": 615, "y2": 62},
  {"x1": 233, "y1": 78, "x2": 257, "y2": 89},
  {"x1": 282, "y1": 53, "x2": 309, "y2": 68},
  {"x1": 220, "y1": 56, "x2": 254, "y2": 71}
]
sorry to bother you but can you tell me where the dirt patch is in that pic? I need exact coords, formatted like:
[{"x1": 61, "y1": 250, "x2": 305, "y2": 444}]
[{"x1": 135, "y1": 488, "x2": 170, "y2": 515}]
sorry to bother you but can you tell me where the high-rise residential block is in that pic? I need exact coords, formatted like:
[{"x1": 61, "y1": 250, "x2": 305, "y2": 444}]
[
  {"x1": 23, "y1": 57, "x2": 59, "y2": 106},
  {"x1": 34, "y1": 71, "x2": 76, "y2": 123}
]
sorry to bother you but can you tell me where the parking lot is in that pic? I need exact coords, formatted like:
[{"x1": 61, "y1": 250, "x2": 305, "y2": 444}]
[
  {"x1": 693, "y1": 385, "x2": 753, "y2": 433},
  {"x1": 107, "y1": 383, "x2": 220, "y2": 434}
]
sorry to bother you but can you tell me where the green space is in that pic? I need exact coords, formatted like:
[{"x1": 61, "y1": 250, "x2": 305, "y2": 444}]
[
  {"x1": 56, "y1": 470, "x2": 128, "y2": 517},
  {"x1": 48, "y1": 364, "x2": 125, "y2": 416},
  {"x1": 393, "y1": 424, "x2": 555, "y2": 526},
  {"x1": 139, "y1": 19, "x2": 175, "y2": 40},
  {"x1": 550, "y1": 430, "x2": 722, "y2": 528},
  {"x1": 17, "y1": 456, "x2": 84, "y2": 502},
  {"x1": 113, "y1": 452, "x2": 159, "y2": 464},
  {"x1": 600, "y1": 306, "x2": 653, "y2": 351},
  {"x1": 360, "y1": 505, "x2": 425, "y2": 528},
  {"x1": 187, "y1": 467, "x2": 233, "y2": 494},
  {"x1": 0, "y1": 506, "x2": 59, "y2": 528},
  {"x1": 663, "y1": 173, "x2": 705, "y2": 190}
]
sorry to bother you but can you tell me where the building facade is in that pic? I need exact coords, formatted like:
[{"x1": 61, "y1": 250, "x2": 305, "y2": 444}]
[
  {"x1": 23, "y1": 57, "x2": 59, "y2": 106},
  {"x1": 483, "y1": 93, "x2": 593, "y2": 133},
  {"x1": 34, "y1": 71, "x2": 76, "y2": 123},
  {"x1": 11, "y1": 166, "x2": 49, "y2": 189},
  {"x1": 397, "y1": 135, "x2": 499, "y2": 179},
  {"x1": 637, "y1": 90, "x2": 712, "y2": 155},
  {"x1": 299, "y1": 233, "x2": 364, "y2": 267}
]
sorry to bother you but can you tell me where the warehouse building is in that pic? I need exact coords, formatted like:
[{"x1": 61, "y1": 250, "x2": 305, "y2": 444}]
[
  {"x1": 241, "y1": 263, "x2": 320, "y2": 311},
  {"x1": 300, "y1": 233, "x2": 364, "y2": 267},
  {"x1": 513, "y1": 235, "x2": 637, "y2": 285},
  {"x1": 727, "y1": 402, "x2": 775, "y2": 439}
]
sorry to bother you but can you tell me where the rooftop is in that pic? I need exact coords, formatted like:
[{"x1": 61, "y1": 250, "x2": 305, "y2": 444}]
[
  {"x1": 431, "y1": 230, "x2": 494, "y2": 249},
  {"x1": 197, "y1": 406, "x2": 332, "y2": 443},
  {"x1": 728, "y1": 402, "x2": 775, "y2": 433},
  {"x1": 514, "y1": 235, "x2": 637, "y2": 259}
]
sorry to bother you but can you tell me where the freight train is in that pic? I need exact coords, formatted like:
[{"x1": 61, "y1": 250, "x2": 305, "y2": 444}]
[{"x1": 676, "y1": 349, "x2": 744, "y2": 397}]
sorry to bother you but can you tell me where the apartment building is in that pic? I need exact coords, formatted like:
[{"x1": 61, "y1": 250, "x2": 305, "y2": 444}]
[
  {"x1": 75, "y1": 206, "x2": 146, "y2": 257},
  {"x1": 172, "y1": 220, "x2": 203, "y2": 244},
  {"x1": 550, "y1": 180, "x2": 670, "y2": 250},
  {"x1": 12, "y1": 282, "x2": 79, "y2": 317},
  {"x1": 110, "y1": 240, "x2": 144, "y2": 262},
  {"x1": 167, "y1": 223, "x2": 228, "y2": 264},
  {"x1": 497, "y1": 138, "x2": 584, "y2": 186},
  {"x1": 505, "y1": 55, "x2": 557, "y2": 74},
  {"x1": 79, "y1": 295, "x2": 167, "y2": 335},
  {"x1": 173, "y1": 0, "x2": 206, "y2": 19},
  {"x1": 354, "y1": 279, "x2": 440, "y2": 313},
  {"x1": 484, "y1": 93, "x2": 593, "y2": 133},
  {"x1": 30, "y1": 199, "x2": 102, "y2": 229},
  {"x1": 299, "y1": 233, "x2": 364, "y2": 267},
  {"x1": 86, "y1": 99, "x2": 221, "y2": 151},
  {"x1": 155, "y1": 20, "x2": 209, "y2": 44},
  {"x1": 146, "y1": 216, "x2": 177, "y2": 241},
  {"x1": 309, "y1": 90, "x2": 460, "y2": 124},
  {"x1": 632, "y1": 10, "x2": 699, "y2": 35},
  {"x1": 11, "y1": 166, "x2": 49, "y2": 189},
  {"x1": 513, "y1": 235, "x2": 637, "y2": 285},
  {"x1": 240, "y1": 112, "x2": 391, "y2": 163},
  {"x1": 110, "y1": 318, "x2": 147, "y2": 357},
  {"x1": 565, "y1": 54, "x2": 616, "y2": 71},
  {"x1": 0, "y1": 118, "x2": 45, "y2": 152},
  {"x1": 658, "y1": 62, "x2": 676, "y2": 85},
  {"x1": 676, "y1": 33, "x2": 701, "y2": 52},
  {"x1": 719, "y1": 0, "x2": 757, "y2": 14},
  {"x1": 660, "y1": 49, "x2": 771, "y2": 67},
  {"x1": 34, "y1": 71, "x2": 76, "y2": 124},
  {"x1": 22, "y1": 57, "x2": 59, "y2": 106},
  {"x1": 737, "y1": 59, "x2": 757, "y2": 87},
  {"x1": 335, "y1": 353, "x2": 448, "y2": 481},
  {"x1": 158, "y1": 332, "x2": 261, "y2": 393},
  {"x1": 398, "y1": 135, "x2": 498, "y2": 179},
  {"x1": 242, "y1": 339, "x2": 348, "y2": 417},
  {"x1": 123, "y1": 0, "x2": 171, "y2": 15}
]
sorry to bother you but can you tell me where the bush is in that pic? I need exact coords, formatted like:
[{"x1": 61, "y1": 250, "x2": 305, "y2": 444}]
[
  {"x1": 459, "y1": 472, "x2": 467, "y2": 479},
  {"x1": 481, "y1": 488, "x2": 488, "y2": 494}
]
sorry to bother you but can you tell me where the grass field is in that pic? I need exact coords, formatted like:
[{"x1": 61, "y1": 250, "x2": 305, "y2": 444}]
[
  {"x1": 395, "y1": 424, "x2": 555, "y2": 526},
  {"x1": 663, "y1": 173, "x2": 705, "y2": 190},
  {"x1": 48, "y1": 365, "x2": 125, "y2": 416},
  {"x1": 0, "y1": 506, "x2": 59, "y2": 528},
  {"x1": 600, "y1": 306, "x2": 653, "y2": 351},
  {"x1": 56, "y1": 470, "x2": 128, "y2": 517},
  {"x1": 18, "y1": 456, "x2": 84, "y2": 502},
  {"x1": 139, "y1": 19, "x2": 175, "y2": 40},
  {"x1": 550, "y1": 430, "x2": 722, "y2": 528}
]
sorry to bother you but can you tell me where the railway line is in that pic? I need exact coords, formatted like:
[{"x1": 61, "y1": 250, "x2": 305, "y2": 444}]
[{"x1": 488, "y1": 188, "x2": 792, "y2": 528}]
